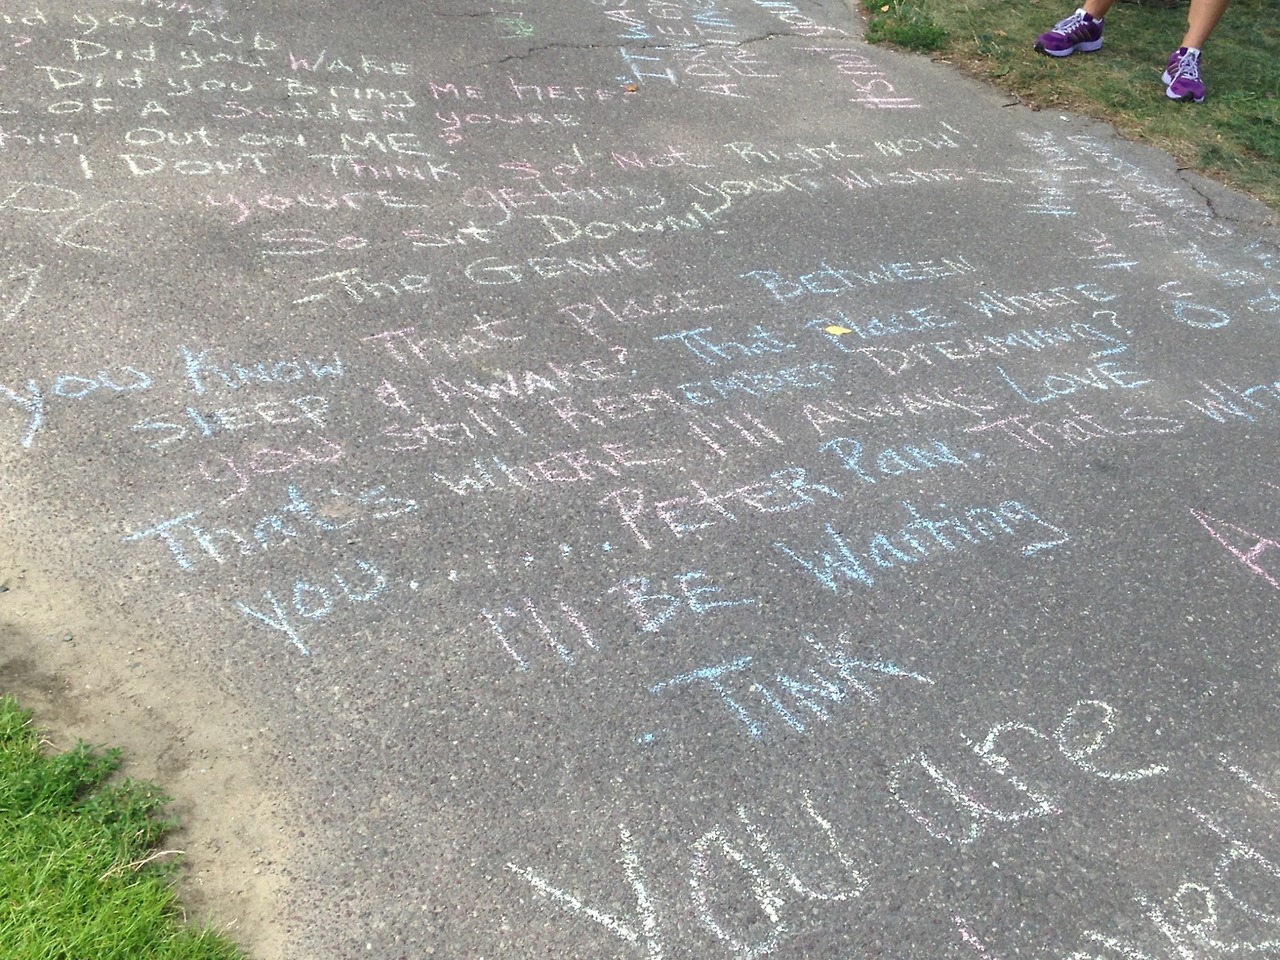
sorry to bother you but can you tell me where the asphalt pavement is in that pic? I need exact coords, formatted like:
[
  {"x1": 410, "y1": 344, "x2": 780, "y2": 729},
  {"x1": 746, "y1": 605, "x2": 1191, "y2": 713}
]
[{"x1": 3, "y1": 1, "x2": 1280, "y2": 958}]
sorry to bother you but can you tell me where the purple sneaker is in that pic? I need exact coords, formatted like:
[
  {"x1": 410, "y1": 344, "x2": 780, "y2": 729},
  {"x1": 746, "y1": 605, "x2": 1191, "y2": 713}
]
[
  {"x1": 1163, "y1": 47, "x2": 1205, "y2": 102},
  {"x1": 1034, "y1": 9, "x2": 1104, "y2": 57}
]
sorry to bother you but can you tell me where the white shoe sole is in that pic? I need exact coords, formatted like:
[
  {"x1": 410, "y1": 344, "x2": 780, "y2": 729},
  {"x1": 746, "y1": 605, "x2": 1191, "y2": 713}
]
[{"x1": 1035, "y1": 39, "x2": 1103, "y2": 56}]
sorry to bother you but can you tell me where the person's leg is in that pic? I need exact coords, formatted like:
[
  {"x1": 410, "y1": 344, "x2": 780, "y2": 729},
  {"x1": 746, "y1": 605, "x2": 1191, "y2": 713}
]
[
  {"x1": 1165, "y1": 0, "x2": 1230, "y2": 101},
  {"x1": 1083, "y1": 0, "x2": 1116, "y2": 18},
  {"x1": 1181, "y1": 0, "x2": 1230, "y2": 48}
]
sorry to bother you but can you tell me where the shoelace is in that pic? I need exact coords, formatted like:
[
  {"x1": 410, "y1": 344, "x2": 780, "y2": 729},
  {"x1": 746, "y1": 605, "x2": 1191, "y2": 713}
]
[
  {"x1": 1052, "y1": 10, "x2": 1091, "y2": 36},
  {"x1": 1176, "y1": 53, "x2": 1201, "y2": 80}
]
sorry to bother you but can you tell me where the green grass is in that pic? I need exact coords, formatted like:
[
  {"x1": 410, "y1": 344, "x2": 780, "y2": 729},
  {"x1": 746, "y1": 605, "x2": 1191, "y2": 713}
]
[
  {"x1": 864, "y1": 0, "x2": 950, "y2": 50},
  {"x1": 0, "y1": 696, "x2": 246, "y2": 959},
  {"x1": 860, "y1": 0, "x2": 1280, "y2": 211}
]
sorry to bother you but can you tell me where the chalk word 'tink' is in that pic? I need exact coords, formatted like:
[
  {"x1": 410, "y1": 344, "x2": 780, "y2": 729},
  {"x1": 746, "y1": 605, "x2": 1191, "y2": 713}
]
[{"x1": 650, "y1": 633, "x2": 934, "y2": 741}]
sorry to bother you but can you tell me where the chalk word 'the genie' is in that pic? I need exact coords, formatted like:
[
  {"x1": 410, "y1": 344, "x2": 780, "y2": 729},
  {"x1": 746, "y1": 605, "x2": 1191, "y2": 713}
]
[{"x1": 775, "y1": 498, "x2": 1069, "y2": 593}]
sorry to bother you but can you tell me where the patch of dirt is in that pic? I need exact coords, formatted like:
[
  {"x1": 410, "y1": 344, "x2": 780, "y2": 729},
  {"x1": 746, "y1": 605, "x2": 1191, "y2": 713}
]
[{"x1": 0, "y1": 548, "x2": 295, "y2": 960}]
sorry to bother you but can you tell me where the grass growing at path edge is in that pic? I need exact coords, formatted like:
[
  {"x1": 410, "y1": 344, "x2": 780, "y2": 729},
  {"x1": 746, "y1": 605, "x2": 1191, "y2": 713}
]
[
  {"x1": 861, "y1": 0, "x2": 1280, "y2": 212},
  {"x1": 0, "y1": 695, "x2": 246, "y2": 960}
]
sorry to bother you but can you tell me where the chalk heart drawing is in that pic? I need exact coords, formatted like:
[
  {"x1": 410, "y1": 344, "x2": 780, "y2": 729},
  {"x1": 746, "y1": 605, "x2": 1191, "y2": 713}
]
[{"x1": 1, "y1": 264, "x2": 43, "y2": 324}]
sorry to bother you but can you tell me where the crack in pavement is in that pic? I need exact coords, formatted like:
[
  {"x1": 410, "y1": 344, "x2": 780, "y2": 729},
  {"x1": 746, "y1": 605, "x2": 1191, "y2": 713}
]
[
  {"x1": 1175, "y1": 167, "x2": 1280, "y2": 227},
  {"x1": 1178, "y1": 168, "x2": 1224, "y2": 220}
]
